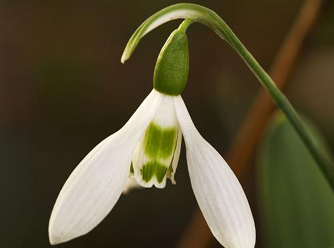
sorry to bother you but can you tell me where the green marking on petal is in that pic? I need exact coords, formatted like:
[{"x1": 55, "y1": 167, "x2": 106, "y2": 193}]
[
  {"x1": 136, "y1": 122, "x2": 179, "y2": 185},
  {"x1": 141, "y1": 161, "x2": 168, "y2": 183},
  {"x1": 144, "y1": 122, "x2": 177, "y2": 159}
]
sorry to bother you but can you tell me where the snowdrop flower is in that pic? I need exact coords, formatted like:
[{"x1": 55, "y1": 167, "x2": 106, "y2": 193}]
[{"x1": 49, "y1": 20, "x2": 255, "y2": 248}]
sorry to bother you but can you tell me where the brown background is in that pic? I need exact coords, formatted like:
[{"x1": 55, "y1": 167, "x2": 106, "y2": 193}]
[{"x1": 1, "y1": 0, "x2": 333, "y2": 247}]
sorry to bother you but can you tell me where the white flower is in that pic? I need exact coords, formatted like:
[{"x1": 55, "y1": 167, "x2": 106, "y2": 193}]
[{"x1": 49, "y1": 89, "x2": 255, "y2": 248}]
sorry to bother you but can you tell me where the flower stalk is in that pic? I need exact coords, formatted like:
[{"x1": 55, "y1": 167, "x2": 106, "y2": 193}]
[{"x1": 121, "y1": 3, "x2": 334, "y2": 191}]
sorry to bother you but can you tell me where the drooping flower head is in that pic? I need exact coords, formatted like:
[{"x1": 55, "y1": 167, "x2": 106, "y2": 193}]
[{"x1": 49, "y1": 5, "x2": 256, "y2": 248}]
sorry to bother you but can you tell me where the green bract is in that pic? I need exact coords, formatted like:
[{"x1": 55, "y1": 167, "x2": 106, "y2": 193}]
[{"x1": 153, "y1": 29, "x2": 189, "y2": 95}]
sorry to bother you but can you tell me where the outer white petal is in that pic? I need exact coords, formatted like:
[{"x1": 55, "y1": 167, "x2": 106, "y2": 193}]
[
  {"x1": 174, "y1": 96, "x2": 256, "y2": 248},
  {"x1": 49, "y1": 89, "x2": 163, "y2": 244}
]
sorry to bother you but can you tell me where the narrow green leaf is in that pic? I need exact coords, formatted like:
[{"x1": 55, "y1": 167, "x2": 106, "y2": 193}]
[{"x1": 257, "y1": 112, "x2": 334, "y2": 248}]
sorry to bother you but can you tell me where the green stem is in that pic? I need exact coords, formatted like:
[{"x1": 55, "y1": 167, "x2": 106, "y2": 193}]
[
  {"x1": 227, "y1": 25, "x2": 334, "y2": 190},
  {"x1": 121, "y1": 3, "x2": 334, "y2": 190}
]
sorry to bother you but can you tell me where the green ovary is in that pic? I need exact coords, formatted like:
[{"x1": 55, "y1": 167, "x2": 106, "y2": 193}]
[{"x1": 140, "y1": 122, "x2": 178, "y2": 183}]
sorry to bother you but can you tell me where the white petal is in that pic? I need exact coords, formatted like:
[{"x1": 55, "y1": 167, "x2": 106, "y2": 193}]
[
  {"x1": 174, "y1": 96, "x2": 256, "y2": 248},
  {"x1": 49, "y1": 89, "x2": 163, "y2": 244},
  {"x1": 132, "y1": 95, "x2": 180, "y2": 188}
]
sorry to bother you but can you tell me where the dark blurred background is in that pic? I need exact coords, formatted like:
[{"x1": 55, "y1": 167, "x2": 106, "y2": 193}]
[{"x1": 1, "y1": 0, "x2": 333, "y2": 247}]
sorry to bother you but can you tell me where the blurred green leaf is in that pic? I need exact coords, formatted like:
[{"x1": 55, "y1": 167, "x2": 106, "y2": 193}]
[{"x1": 257, "y1": 112, "x2": 334, "y2": 248}]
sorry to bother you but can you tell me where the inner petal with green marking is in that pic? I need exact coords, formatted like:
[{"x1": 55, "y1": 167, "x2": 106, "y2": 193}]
[{"x1": 131, "y1": 95, "x2": 182, "y2": 188}]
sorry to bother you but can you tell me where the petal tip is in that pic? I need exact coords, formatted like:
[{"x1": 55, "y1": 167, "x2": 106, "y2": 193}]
[
  {"x1": 48, "y1": 230, "x2": 64, "y2": 245},
  {"x1": 49, "y1": 236, "x2": 59, "y2": 245},
  {"x1": 48, "y1": 217, "x2": 77, "y2": 245},
  {"x1": 48, "y1": 226, "x2": 78, "y2": 246}
]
